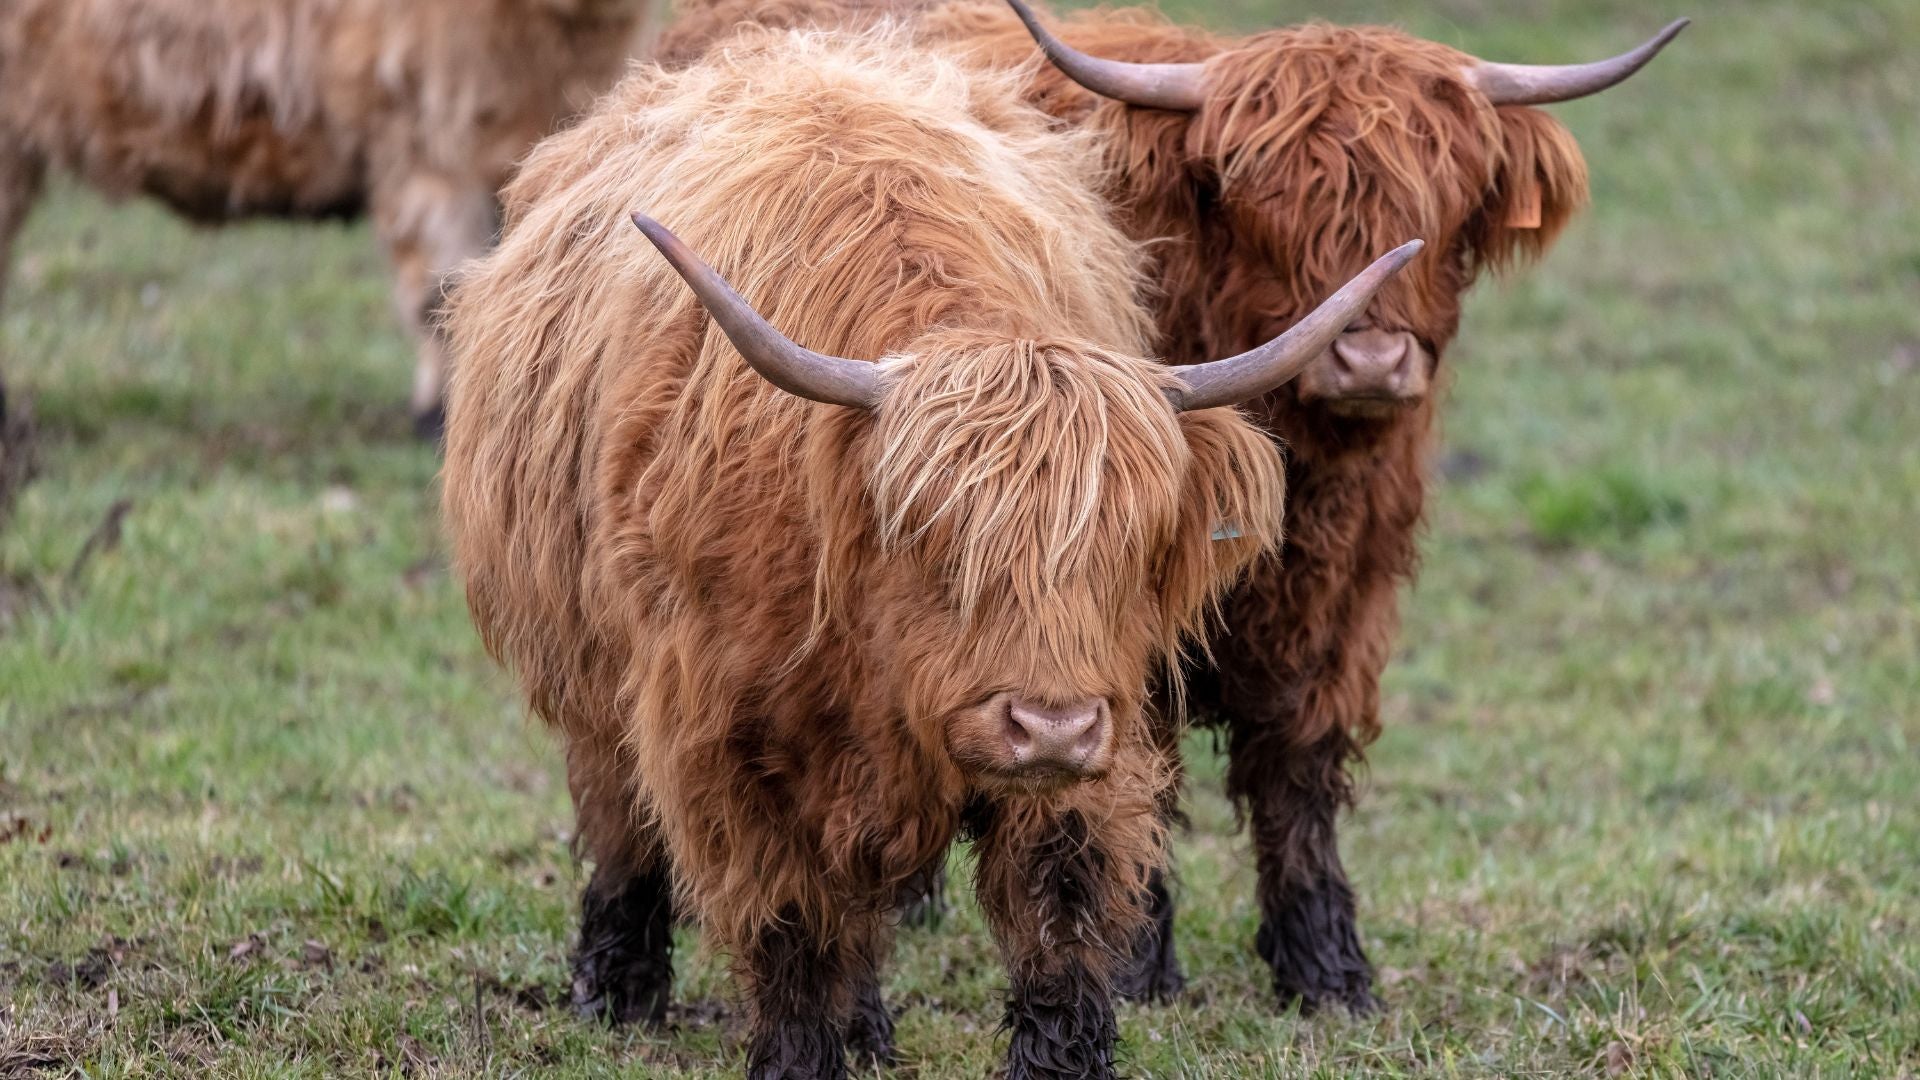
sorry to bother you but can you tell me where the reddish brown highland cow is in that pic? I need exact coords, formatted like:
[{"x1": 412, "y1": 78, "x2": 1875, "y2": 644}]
[
  {"x1": 659, "y1": 0, "x2": 1684, "y2": 1014},
  {"x1": 441, "y1": 27, "x2": 1413, "y2": 1078},
  {"x1": 0, "y1": 0, "x2": 653, "y2": 484}
]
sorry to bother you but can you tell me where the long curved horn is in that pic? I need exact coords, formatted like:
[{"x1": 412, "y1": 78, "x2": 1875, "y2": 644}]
[
  {"x1": 1467, "y1": 19, "x2": 1689, "y2": 106},
  {"x1": 1004, "y1": 0, "x2": 1206, "y2": 111},
  {"x1": 1169, "y1": 240, "x2": 1424, "y2": 412},
  {"x1": 632, "y1": 213, "x2": 882, "y2": 409}
]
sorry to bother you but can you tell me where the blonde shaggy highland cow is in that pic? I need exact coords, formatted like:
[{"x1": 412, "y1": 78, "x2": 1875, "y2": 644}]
[{"x1": 440, "y1": 25, "x2": 1414, "y2": 1078}]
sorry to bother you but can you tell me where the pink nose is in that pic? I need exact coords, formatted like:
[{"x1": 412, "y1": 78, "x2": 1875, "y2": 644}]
[
  {"x1": 1329, "y1": 329, "x2": 1419, "y2": 398},
  {"x1": 1004, "y1": 697, "x2": 1110, "y2": 774}
]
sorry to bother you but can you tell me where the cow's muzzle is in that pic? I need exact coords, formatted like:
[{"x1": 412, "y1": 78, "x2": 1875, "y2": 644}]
[
  {"x1": 1297, "y1": 328, "x2": 1432, "y2": 416},
  {"x1": 1002, "y1": 696, "x2": 1112, "y2": 778}
]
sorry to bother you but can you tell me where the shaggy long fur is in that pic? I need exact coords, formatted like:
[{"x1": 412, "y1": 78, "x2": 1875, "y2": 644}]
[
  {"x1": 0, "y1": 0, "x2": 653, "y2": 441},
  {"x1": 659, "y1": 0, "x2": 1594, "y2": 1013},
  {"x1": 963, "y1": 8, "x2": 1589, "y2": 1016},
  {"x1": 440, "y1": 28, "x2": 1287, "y2": 1074}
]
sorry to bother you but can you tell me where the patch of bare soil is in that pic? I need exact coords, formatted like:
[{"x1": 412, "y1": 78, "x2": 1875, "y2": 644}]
[{"x1": 42, "y1": 938, "x2": 137, "y2": 992}]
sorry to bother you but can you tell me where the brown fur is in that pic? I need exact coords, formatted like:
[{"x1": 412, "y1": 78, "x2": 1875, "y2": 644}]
[
  {"x1": 0, "y1": 0, "x2": 655, "y2": 429},
  {"x1": 441, "y1": 27, "x2": 1286, "y2": 1071},
  {"x1": 942, "y1": 3, "x2": 1591, "y2": 1013},
  {"x1": 658, "y1": 0, "x2": 1596, "y2": 1012}
]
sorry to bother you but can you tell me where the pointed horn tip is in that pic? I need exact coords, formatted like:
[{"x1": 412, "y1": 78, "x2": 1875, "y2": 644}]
[
  {"x1": 630, "y1": 211, "x2": 671, "y2": 248},
  {"x1": 1624, "y1": 18, "x2": 1691, "y2": 72},
  {"x1": 1641, "y1": 18, "x2": 1691, "y2": 56},
  {"x1": 1470, "y1": 17, "x2": 1691, "y2": 106},
  {"x1": 1359, "y1": 239, "x2": 1424, "y2": 283},
  {"x1": 632, "y1": 212, "x2": 703, "y2": 275}
]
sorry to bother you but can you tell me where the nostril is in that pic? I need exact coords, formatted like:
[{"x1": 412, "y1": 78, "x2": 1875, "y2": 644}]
[
  {"x1": 1004, "y1": 704, "x2": 1033, "y2": 757},
  {"x1": 1387, "y1": 339, "x2": 1416, "y2": 382},
  {"x1": 1072, "y1": 716, "x2": 1106, "y2": 758},
  {"x1": 1328, "y1": 341, "x2": 1360, "y2": 376}
]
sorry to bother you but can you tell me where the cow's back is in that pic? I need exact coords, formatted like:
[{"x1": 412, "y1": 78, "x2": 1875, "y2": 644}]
[
  {"x1": 0, "y1": 0, "x2": 362, "y2": 220},
  {"x1": 0, "y1": 0, "x2": 652, "y2": 222}
]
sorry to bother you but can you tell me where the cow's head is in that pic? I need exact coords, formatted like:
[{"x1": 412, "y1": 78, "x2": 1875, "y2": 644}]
[
  {"x1": 1006, "y1": 1, "x2": 1684, "y2": 417},
  {"x1": 633, "y1": 215, "x2": 1417, "y2": 792}
]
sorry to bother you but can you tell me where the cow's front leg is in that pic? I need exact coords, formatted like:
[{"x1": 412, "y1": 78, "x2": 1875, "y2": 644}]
[
  {"x1": 1004, "y1": 955, "x2": 1117, "y2": 1080},
  {"x1": 842, "y1": 958, "x2": 894, "y2": 1069},
  {"x1": 1112, "y1": 863, "x2": 1184, "y2": 1002},
  {"x1": 1232, "y1": 725, "x2": 1378, "y2": 1015},
  {"x1": 372, "y1": 172, "x2": 498, "y2": 440},
  {"x1": 835, "y1": 909, "x2": 896, "y2": 1069},
  {"x1": 1208, "y1": 553, "x2": 1398, "y2": 1017},
  {"x1": 1113, "y1": 722, "x2": 1186, "y2": 1003},
  {"x1": 974, "y1": 804, "x2": 1156, "y2": 1080},
  {"x1": 743, "y1": 912, "x2": 855, "y2": 1080},
  {"x1": 572, "y1": 855, "x2": 675, "y2": 1026},
  {"x1": 565, "y1": 734, "x2": 676, "y2": 1025}
]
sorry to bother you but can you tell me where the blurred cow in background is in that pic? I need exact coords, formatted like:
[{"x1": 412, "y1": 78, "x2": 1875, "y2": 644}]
[{"x1": 0, "y1": 0, "x2": 656, "y2": 502}]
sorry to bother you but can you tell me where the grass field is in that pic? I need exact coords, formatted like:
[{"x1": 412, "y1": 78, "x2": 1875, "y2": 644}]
[{"x1": 3, "y1": 0, "x2": 1917, "y2": 1076}]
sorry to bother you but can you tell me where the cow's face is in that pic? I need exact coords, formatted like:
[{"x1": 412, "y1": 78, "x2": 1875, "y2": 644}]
[
  {"x1": 1185, "y1": 25, "x2": 1589, "y2": 417},
  {"x1": 858, "y1": 331, "x2": 1283, "y2": 793},
  {"x1": 1002, "y1": 3, "x2": 1679, "y2": 418}
]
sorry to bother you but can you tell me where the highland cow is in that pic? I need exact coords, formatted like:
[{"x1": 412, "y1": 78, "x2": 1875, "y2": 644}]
[
  {"x1": 439, "y1": 28, "x2": 1414, "y2": 1077},
  {"x1": 0, "y1": 0, "x2": 654, "y2": 467},
  {"x1": 659, "y1": 0, "x2": 1686, "y2": 1014},
  {"x1": 981, "y1": 1, "x2": 1685, "y2": 1012}
]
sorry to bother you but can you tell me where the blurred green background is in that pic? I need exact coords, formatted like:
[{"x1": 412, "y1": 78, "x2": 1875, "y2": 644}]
[{"x1": 2, "y1": 0, "x2": 1916, "y2": 1075}]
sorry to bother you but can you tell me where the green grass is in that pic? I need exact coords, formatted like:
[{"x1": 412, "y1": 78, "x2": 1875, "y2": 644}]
[{"x1": 3, "y1": 0, "x2": 1917, "y2": 1075}]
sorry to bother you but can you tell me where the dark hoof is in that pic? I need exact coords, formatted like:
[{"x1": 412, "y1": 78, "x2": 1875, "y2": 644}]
[
  {"x1": 1255, "y1": 899, "x2": 1378, "y2": 1018},
  {"x1": 844, "y1": 986, "x2": 896, "y2": 1068},
  {"x1": 1005, "y1": 961, "x2": 1118, "y2": 1080},
  {"x1": 412, "y1": 402, "x2": 446, "y2": 443},
  {"x1": 747, "y1": 1019, "x2": 850, "y2": 1080},
  {"x1": 570, "y1": 962, "x2": 670, "y2": 1027}
]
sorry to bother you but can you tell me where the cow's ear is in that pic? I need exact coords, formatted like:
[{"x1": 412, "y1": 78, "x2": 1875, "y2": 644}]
[{"x1": 1477, "y1": 106, "x2": 1589, "y2": 271}]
